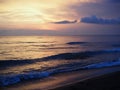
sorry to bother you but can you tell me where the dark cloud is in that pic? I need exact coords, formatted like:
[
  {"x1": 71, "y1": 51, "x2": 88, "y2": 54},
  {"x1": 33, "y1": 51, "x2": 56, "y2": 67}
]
[
  {"x1": 81, "y1": 15, "x2": 120, "y2": 25},
  {"x1": 52, "y1": 20, "x2": 77, "y2": 24}
]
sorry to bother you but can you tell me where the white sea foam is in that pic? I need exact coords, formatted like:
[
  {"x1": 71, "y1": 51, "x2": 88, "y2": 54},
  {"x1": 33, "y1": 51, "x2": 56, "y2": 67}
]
[{"x1": 0, "y1": 71, "x2": 50, "y2": 86}]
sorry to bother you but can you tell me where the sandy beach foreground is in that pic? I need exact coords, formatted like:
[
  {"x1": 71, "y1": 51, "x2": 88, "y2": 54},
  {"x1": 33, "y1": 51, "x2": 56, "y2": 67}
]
[
  {"x1": 52, "y1": 71, "x2": 120, "y2": 90},
  {"x1": 1, "y1": 66, "x2": 120, "y2": 90}
]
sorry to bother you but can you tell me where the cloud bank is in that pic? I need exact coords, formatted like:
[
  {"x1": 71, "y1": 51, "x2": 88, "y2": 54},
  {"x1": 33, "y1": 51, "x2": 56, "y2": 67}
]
[
  {"x1": 81, "y1": 15, "x2": 120, "y2": 25},
  {"x1": 52, "y1": 20, "x2": 77, "y2": 24}
]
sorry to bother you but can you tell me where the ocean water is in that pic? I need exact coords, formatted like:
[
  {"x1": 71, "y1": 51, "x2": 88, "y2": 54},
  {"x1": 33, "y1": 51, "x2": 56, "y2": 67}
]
[{"x1": 0, "y1": 35, "x2": 120, "y2": 86}]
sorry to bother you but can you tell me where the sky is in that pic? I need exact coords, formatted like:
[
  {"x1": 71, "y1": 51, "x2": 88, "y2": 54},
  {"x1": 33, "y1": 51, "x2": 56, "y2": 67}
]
[{"x1": 0, "y1": 0, "x2": 120, "y2": 35}]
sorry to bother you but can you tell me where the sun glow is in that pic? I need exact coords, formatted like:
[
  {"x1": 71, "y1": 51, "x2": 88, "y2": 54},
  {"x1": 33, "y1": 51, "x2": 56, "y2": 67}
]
[
  {"x1": 0, "y1": 0, "x2": 82, "y2": 30},
  {"x1": 8, "y1": 6, "x2": 45, "y2": 23},
  {"x1": 16, "y1": 8, "x2": 40, "y2": 17}
]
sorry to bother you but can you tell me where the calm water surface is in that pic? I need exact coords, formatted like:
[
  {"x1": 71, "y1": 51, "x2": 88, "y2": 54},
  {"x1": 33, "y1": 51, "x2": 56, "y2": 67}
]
[{"x1": 0, "y1": 35, "x2": 119, "y2": 60}]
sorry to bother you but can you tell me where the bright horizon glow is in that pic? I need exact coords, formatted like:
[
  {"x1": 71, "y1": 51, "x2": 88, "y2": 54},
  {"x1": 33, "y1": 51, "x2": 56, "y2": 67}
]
[
  {"x1": 0, "y1": 0, "x2": 120, "y2": 35},
  {"x1": 0, "y1": 0, "x2": 78, "y2": 30}
]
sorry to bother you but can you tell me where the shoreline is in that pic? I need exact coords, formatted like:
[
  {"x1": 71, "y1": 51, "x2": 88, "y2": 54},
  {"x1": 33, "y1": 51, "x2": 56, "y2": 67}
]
[{"x1": 1, "y1": 66, "x2": 120, "y2": 90}]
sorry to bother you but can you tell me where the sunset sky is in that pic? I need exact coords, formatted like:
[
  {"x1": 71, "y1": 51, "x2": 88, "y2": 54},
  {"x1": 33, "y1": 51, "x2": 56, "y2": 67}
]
[{"x1": 0, "y1": 0, "x2": 120, "y2": 35}]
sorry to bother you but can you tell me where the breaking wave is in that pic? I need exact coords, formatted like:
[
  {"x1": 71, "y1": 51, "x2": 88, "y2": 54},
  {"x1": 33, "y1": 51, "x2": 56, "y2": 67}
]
[
  {"x1": 0, "y1": 58, "x2": 120, "y2": 86},
  {"x1": 0, "y1": 48, "x2": 120, "y2": 86}
]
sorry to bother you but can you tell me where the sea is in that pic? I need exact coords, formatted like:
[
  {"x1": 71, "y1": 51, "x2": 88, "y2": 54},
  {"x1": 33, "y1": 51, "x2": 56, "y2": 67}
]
[{"x1": 0, "y1": 35, "x2": 120, "y2": 86}]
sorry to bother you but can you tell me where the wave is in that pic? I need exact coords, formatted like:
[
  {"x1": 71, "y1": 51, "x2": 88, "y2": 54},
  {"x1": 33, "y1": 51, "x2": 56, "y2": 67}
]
[
  {"x1": 0, "y1": 52, "x2": 91, "y2": 69},
  {"x1": 46, "y1": 47, "x2": 78, "y2": 49},
  {"x1": 0, "y1": 71, "x2": 50, "y2": 86},
  {"x1": 84, "y1": 59, "x2": 120, "y2": 69},
  {"x1": 0, "y1": 58, "x2": 120, "y2": 86},
  {"x1": 40, "y1": 52, "x2": 92, "y2": 60},
  {"x1": 1, "y1": 48, "x2": 120, "y2": 68},
  {"x1": 67, "y1": 42, "x2": 120, "y2": 48},
  {"x1": 0, "y1": 60, "x2": 35, "y2": 68},
  {"x1": 67, "y1": 42, "x2": 87, "y2": 45},
  {"x1": 40, "y1": 48, "x2": 120, "y2": 60}
]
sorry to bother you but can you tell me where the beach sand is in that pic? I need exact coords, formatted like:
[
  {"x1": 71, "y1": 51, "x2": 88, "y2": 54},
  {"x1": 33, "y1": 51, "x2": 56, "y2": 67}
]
[
  {"x1": 52, "y1": 71, "x2": 120, "y2": 90},
  {"x1": 1, "y1": 66, "x2": 120, "y2": 90}
]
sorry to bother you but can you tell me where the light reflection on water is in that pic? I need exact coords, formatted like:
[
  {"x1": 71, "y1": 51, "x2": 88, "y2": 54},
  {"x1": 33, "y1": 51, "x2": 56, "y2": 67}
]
[
  {"x1": 0, "y1": 60, "x2": 82, "y2": 75},
  {"x1": 0, "y1": 35, "x2": 120, "y2": 60},
  {"x1": 0, "y1": 36, "x2": 84, "y2": 60}
]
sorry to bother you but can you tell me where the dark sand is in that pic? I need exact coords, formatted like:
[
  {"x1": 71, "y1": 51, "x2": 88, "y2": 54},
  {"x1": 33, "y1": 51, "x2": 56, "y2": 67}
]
[{"x1": 52, "y1": 71, "x2": 120, "y2": 90}]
